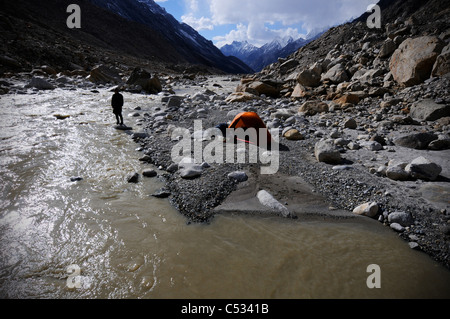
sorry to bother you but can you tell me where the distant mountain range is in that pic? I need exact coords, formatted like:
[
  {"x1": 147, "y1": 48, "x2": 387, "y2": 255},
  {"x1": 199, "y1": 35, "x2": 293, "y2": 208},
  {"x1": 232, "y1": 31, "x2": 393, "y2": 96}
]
[{"x1": 220, "y1": 33, "x2": 324, "y2": 72}]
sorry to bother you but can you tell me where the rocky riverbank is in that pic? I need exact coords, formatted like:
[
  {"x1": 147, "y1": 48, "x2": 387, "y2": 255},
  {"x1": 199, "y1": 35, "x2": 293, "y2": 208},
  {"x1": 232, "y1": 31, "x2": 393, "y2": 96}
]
[
  {"x1": 2, "y1": 65, "x2": 449, "y2": 270},
  {"x1": 1, "y1": 0, "x2": 449, "y2": 271},
  {"x1": 122, "y1": 74, "x2": 449, "y2": 271}
]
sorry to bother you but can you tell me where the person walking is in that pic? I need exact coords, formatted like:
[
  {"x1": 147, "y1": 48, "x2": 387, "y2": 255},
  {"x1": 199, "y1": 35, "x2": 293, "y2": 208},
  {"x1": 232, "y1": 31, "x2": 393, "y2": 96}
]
[{"x1": 111, "y1": 88, "x2": 124, "y2": 125}]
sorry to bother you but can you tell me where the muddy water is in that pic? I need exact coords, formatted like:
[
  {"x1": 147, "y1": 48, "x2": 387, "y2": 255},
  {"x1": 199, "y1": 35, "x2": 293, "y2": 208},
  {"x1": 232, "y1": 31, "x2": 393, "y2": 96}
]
[{"x1": 1, "y1": 83, "x2": 450, "y2": 299}]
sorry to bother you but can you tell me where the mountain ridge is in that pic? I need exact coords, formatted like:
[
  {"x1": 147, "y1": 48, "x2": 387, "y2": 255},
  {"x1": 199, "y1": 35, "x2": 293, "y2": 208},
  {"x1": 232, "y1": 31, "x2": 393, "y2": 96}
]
[
  {"x1": 0, "y1": 0, "x2": 252, "y2": 75},
  {"x1": 87, "y1": 0, "x2": 252, "y2": 74},
  {"x1": 220, "y1": 33, "x2": 324, "y2": 72}
]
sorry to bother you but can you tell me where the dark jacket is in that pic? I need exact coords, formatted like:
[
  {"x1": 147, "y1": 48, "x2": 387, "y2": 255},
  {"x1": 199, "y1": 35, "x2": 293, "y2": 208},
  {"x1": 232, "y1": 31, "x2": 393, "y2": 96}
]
[{"x1": 111, "y1": 93, "x2": 124, "y2": 114}]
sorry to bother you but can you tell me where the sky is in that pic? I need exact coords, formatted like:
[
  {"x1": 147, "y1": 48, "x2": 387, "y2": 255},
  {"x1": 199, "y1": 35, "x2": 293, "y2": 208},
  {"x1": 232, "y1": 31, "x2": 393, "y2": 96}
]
[{"x1": 155, "y1": 0, "x2": 377, "y2": 48}]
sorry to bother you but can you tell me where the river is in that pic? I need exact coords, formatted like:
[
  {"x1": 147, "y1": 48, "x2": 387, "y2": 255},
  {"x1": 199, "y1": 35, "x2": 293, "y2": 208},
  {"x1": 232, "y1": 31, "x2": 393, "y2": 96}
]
[{"x1": 1, "y1": 80, "x2": 450, "y2": 299}]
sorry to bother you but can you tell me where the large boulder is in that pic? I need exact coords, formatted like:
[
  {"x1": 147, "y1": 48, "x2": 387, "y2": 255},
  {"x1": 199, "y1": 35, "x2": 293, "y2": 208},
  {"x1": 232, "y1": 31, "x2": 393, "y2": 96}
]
[
  {"x1": 298, "y1": 100, "x2": 329, "y2": 115},
  {"x1": 405, "y1": 156, "x2": 442, "y2": 181},
  {"x1": 26, "y1": 76, "x2": 54, "y2": 90},
  {"x1": 126, "y1": 67, "x2": 162, "y2": 94},
  {"x1": 386, "y1": 160, "x2": 410, "y2": 181},
  {"x1": 432, "y1": 43, "x2": 450, "y2": 77},
  {"x1": 279, "y1": 59, "x2": 299, "y2": 74},
  {"x1": 358, "y1": 68, "x2": 384, "y2": 83},
  {"x1": 378, "y1": 39, "x2": 397, "y2": 59},
  {"x1": 409, "y1": 99, "x2": 450, "y2": 121},
  {"x1": 394, "y1": 132, "x2": 438, "y2": 149},
  {"x1": 87, "y1": 64, "x2": 122, "y2": 84},
  {"x1": 388, "y1": 211, "x2": 414, "y2": 227},
  {"x1": 321, "y1": 63, "x2": 349, "y2": 84},
  {"x1": 297, "y1": 68, "x2": 321, "y2": 87},
  {"x1": 290, "y1": 84, "x2": 309, "y2": 98},
  {"x1": 314, "y1": 139, "x2": 342, "y2": 164},
  {"x1": 226, "y1": 92, "x2": 259, "y2": 103},
  {"x1": 333, "y1": 93, "x2": 360, "y2": 106},
  {"x1": 389, "y1": 36, "x2": 445, "y2": 86},
  {"x1": 247, "y1": 81, "x2": 279, "y2": 97}
]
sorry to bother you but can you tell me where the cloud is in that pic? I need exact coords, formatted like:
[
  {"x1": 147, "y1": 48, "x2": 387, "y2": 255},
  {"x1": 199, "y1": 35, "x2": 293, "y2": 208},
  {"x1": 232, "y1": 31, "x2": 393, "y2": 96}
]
[
  {"x1": 182, "y1": 14, "x2": 214, "y2": 30},
  {"x1": 181, "y1": 0, "x2": 376, "y2": 47}
]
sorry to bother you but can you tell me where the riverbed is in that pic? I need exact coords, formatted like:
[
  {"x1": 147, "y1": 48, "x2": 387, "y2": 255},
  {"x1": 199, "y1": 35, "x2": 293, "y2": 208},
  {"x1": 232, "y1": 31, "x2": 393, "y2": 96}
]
[{"x1": 1, "y1": 83, "x2": 450, "y2": 298}]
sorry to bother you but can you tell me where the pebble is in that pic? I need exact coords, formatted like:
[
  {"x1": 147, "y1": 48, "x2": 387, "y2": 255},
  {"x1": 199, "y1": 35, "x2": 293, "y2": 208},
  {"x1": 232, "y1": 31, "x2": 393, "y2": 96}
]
[
  {"x1": 142, "y1": 169, "x2": 157, "y2": 177},
  {"x1": 227, "y1": 171, "x2": 248, "y2": 182},
  {"x1": 352, "y1": 202, "x2": 379, "y2": 218},
  {"x1": 151, "y1": 188, "x2": 171, "y2": 198},
  {"x1": 388, "y1": 211, "x2": 414, "y2": 227},
  {"x1": 390, "y1": 223, "x2": 405, "y2": 232},
  {"x1": 126, "y1": 172, "x2": 139, "y2": 183},
  {"x1": 256, "y1": 190, "x2": 292, "y2": 218},
  {"x1": 179, "y1": 163, "x2": 203, "y2": 179}
]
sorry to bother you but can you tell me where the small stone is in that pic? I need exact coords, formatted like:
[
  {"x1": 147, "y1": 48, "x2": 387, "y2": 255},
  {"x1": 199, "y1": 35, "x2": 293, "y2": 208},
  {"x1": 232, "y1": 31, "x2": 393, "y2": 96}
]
[
  {"x1": 166, "y1": 163, "x2": 178, "y2": 173},
  {"x1": 361, "y1": 140, "x2": 383, "y2": 151},
  {"x1": 347, "y1": 142, "x2": 360, "y2": 150},
  {"x1": 284, "y1": 128, "x2": 304, "y2": 140},
  {"x1": 390, "y1": 222, "x2": 405, "y2": 232},
  {"x1": 178, "y1": 159, "x2": 203, "y2": 179},
  {"x1": 330, "y1": 129, "x2": 341, "y2": 139},
  {"x1": 142, "y1": 169, "x2": 157, "y2": 177},
  {"x1": 314, "y1": 139, "x2": 342, "y2": 164},
  {"x1": 332, "y1": 165, "x2": 352, "y2": 170},
  {"x1": 256, "y1": 190, "x2": 292, "y2": 218},
  {"x1": 227, "y1": 171, "x2": 248, "y2": 182},
  {"x1": 127, "y1": 172, "x2": 139, "y2": 183},
  {"x1": 388, "y1": 211, "x2": 414, "y2": 227},
  {"x1": 344, "y1": 118, "x2": 357, "y2": 129},
  {"x1": 132, "y1": 131, "x2": 149, "y2": 139},
  {"x1": 54, "y1": 114, "x2": 70, "y2": 120},
  {"x1": 139, "y1": 155, "x2": 152, "y2": 162},
  {"x1": 152, "y1": 189, "x2": 171, "y2": 198},
  {"x1": 298, "y1": 100, "x2": 329, "y2": 115},
  {"x1": 386, "y1": 165, "x2": 410, "y2": 181},
  {"x1": 26, "y1": 76, "x2": 55, "y2": 90},
  {"x1": 353, "y1": 202, "x2": 379, "y2": 218}
]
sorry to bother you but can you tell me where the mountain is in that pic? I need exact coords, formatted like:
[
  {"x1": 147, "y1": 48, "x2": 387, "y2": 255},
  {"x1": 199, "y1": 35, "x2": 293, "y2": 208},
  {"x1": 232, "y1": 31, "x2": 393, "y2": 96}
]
[
  {"x1": 220, "y1": 41, "x2": 259, "y2": 65},
  {"x1": 0, "y1": 0, "x2": 252, "y2": 75},
  {"x1": 220, "y1": 35, "x2": 321, "y2": 72},
  {"x1": 87, "y1": 0, "x2": 252, "y2": 74}
]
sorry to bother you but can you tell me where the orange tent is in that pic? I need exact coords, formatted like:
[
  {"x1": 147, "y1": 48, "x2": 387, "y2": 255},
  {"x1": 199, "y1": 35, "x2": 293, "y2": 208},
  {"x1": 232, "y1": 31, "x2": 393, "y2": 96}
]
[{"x1": 227, "y1": 112, "x2": 272, "y2": 147}]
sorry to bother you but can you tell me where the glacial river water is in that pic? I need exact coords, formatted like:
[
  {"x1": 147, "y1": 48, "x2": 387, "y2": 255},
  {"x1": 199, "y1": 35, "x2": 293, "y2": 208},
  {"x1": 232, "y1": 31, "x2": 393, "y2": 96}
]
[{"x1": 1, "y1": 81, "x2": 450, "y2": 299}]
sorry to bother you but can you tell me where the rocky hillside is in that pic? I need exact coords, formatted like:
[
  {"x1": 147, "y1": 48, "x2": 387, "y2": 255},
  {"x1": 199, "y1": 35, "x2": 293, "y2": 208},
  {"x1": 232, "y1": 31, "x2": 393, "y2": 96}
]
[
  {"x1": 247, "y1": 0, "x2": 449, "y2": 86},
  {"x1": 226, "y1": 0, "x2": 449, "y2": 105},
  {"x1": 88, "y1": 0, "x2": 252, "y2": 74},
  {"x1": 0, "y1": 0, "x2": 251, "y2": 76}
]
